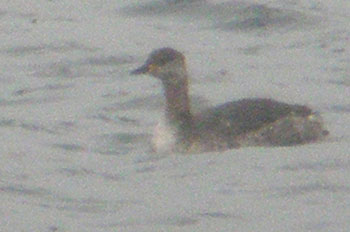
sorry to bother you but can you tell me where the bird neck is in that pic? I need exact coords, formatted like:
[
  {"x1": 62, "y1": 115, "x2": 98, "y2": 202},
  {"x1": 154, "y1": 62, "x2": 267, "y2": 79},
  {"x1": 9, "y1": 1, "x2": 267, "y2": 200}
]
[{"x1": 162, "y1": 72, "x2": 193, "y2": 146}]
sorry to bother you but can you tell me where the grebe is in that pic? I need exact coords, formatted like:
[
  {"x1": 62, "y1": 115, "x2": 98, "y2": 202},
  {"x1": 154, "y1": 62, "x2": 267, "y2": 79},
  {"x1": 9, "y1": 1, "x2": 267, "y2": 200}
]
[{"x1": 131, "y1": 47, "x2": 328, "y2": 153}]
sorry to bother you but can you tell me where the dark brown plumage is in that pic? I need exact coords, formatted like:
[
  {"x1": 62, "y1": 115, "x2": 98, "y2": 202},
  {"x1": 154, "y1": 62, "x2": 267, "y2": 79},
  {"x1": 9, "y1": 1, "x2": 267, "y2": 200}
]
[{"x1": 131, "y1": 47, "x2": 328, "y2": 153}]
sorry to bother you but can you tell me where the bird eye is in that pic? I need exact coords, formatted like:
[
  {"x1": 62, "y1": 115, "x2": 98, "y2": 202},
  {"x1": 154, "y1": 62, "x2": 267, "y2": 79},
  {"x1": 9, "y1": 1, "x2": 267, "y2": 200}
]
[{"x1": 148, "y1": 63, "x2": 159, "y2": 72}]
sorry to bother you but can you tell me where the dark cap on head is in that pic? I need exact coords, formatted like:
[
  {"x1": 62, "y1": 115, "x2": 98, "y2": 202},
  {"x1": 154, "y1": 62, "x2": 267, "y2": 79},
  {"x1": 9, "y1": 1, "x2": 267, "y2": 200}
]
[{"x1": 130, "y1": 47, "x2": 184, "y2": 75}]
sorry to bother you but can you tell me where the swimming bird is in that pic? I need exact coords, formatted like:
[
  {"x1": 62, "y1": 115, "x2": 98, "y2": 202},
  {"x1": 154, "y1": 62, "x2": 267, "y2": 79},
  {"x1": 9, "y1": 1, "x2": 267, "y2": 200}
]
[{"x1": 131, "y1": 47, "x2": 328, "y2": 153}]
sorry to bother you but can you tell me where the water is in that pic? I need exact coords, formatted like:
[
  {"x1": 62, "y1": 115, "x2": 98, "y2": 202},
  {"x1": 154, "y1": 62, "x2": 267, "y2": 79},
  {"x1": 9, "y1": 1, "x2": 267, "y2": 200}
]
[{"x1": 1, "y1": 0, "x2": 350, "y2": 231}]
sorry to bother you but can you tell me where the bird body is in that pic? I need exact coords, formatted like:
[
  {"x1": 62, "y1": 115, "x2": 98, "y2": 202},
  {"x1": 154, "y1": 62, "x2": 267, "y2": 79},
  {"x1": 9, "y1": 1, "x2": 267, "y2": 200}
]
[{"x1": 131, "y1": 48, "x2": 328, "y2": 153}]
